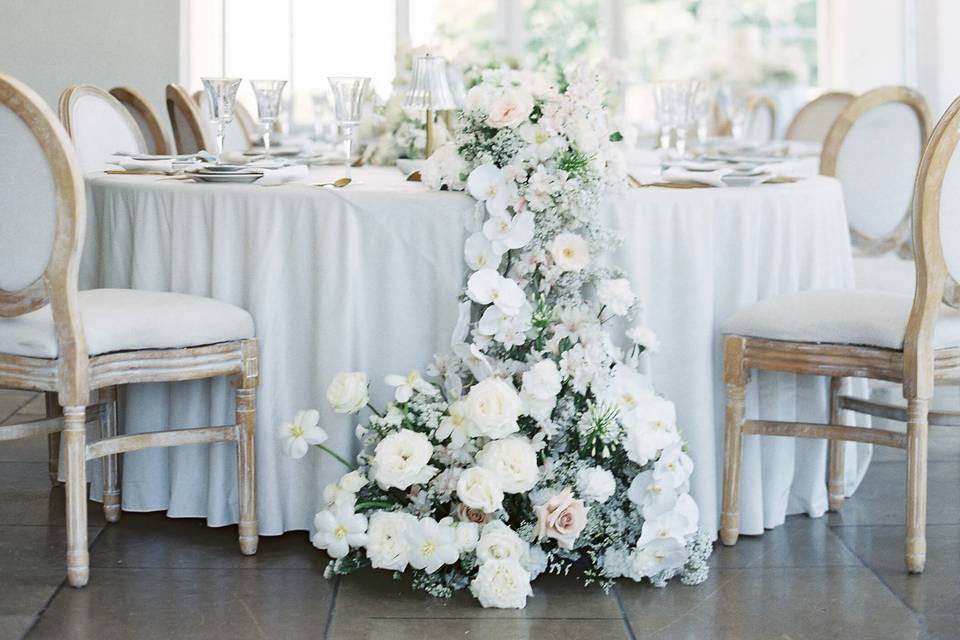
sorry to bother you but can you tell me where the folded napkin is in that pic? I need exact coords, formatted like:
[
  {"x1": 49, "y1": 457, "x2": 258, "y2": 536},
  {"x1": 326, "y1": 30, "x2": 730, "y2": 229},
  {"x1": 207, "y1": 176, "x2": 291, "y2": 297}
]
[
  {"x1": 661, "y1": 166, "x2": 732, "y2": 188},
  {"x1": 111, "y1": 156, "x2": 175, "y2": 173},
  {"x1": 257, "y1": 164, "x2": 309, "y2": 187}
]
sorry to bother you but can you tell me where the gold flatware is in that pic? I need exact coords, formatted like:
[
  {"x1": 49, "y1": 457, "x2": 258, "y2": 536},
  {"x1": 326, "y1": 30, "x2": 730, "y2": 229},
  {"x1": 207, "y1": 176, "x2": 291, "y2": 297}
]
[
  {"x1": 764, "y1": 176, "x2": 802, "y2": 184},
  {"x1": 104, "y1": 169, "x2": 170, "y2": 176},
  {"x1": 640, "y1": 181, "x2": 712, "y2": 189},
  {"x1": 406, "y1": 171, "x2": 422, "y2": 182},
  {"x1": 312, "y1": 177, "x2": 352, "y2": 188}
]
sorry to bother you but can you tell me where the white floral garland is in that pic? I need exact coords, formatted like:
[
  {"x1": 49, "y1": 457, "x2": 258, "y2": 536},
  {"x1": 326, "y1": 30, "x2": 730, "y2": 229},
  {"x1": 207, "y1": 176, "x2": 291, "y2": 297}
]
[{"x1": 280, "y1": 64, "x2": 710, "y2": 609}]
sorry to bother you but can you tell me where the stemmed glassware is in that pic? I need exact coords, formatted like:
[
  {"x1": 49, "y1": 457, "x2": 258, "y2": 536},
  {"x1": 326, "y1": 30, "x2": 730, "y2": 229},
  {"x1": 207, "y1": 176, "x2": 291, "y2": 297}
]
[
  {"x1": 653, "y1": 81, "x2": 700, "y2": 159},
  {"x1": 201, "y1": 77, "x2": 242, "y2": 164},
  {"x1": 250, "y1": 79, "x2": 287, "y2": 159},
  {"x1": 327, "y1": 76, "x2": 370, "y2": 180},
  {"x1": 718, "y1": 85, "x2": 749, "y2": 144}
]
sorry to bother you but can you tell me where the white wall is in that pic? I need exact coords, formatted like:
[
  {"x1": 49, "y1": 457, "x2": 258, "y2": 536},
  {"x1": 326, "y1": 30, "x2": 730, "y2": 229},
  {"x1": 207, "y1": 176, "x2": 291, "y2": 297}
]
[{"x1": 0, "y1": 0, "x2": 181, "y2": 115}]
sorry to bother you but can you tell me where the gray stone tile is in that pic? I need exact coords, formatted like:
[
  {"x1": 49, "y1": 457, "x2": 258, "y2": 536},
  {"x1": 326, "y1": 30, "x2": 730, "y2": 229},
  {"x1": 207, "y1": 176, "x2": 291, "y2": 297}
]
[
  {"x1": 828, "y1": 461, "x2": 960, "y2": 527},
  {"x1": 0, "y1": 615, "x2": 37, "y2": 640},
  {"x1": 326, "y1": 617, "x2": 630, "y2": 640},
  {"x1": 835, "y1": 524, "x2": 960, "y2": 629},
  {"x1": 0, "y1": 526, "x2": 102, "y2": 572},
  {"x1": 26, "y1": 568, "x2": 335, "y2": 640},
  {"x1": 0, "y1": 463, "x2": 105, "y2": 527},
  {"x1": 618, "y1": 566, "x2": 921, "y2": 640},
  {"x1": 710, "y1": 514, "x2": 862, "y2": 569},
  {"x1": 333, "y1": 568, "x2": 622, "y2": 620},
  {"x1": 0, "y1": 568, "x2": 63, "y2": 617},
  {"x1": 90, "y1": 512, "x2": 322, "y2": 570},
  {"x1": 0, "y1": 435, "x2": 48, "y2": 463}
]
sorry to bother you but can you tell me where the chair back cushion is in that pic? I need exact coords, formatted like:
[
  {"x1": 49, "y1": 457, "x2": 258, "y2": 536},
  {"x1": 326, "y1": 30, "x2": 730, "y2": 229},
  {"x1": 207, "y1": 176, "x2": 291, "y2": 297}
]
[
  {"x1": 109, "y1": 87, "x2": 170, "y2": 155},
  {"x1": 166, "y1": 84, "x2": 212, "y2": 154},
  {"x1": 59, "y1": 85, "x2": 146, "y2": 173},
  {"x1": 746, "y1": 98, "x2": 775, "y2": 144},
  {"x1": 785, "y1": 92, "x2": 854, "y2": 143}
]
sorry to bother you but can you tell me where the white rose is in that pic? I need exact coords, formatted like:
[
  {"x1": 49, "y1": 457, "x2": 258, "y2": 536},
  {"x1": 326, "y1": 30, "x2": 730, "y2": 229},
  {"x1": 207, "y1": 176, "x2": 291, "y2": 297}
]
[
  {"x1": 470, "y1": 560, "x2": 533, "y2": 609},
  {"x1": 548, "y1": 233, "x2": 590, "y2": 272},
  {"x1": 338, "y1": 470, "x2": 368, "y2": 493},
  {"x1": 521, "y1": 359, "x2": 562, "y2": 400},
  {"x1": 370, "y1": 429, "x2": 438, "y2": 490},
  {"x1": 439, "y1": 517, "x2": 480, "y2": 553},
  {"x1": 486, "y1": 89, "x2": 534, "y2": 129},
  {"x1": 596, "y1": 278, "x2": 635, "y2": 316},
  {"x1": 476, "y1": 437, "x2": 539, "y2": 493},
  {"x1": 325, "y1": 372, "x2": 369, "y2": 414},
  {"x1": 626, "y1": 324, "x2": 661, "y2": 353},
  {"x1": 456, "y1": 466, "x2": 505, "y2": 513},
  {"x1": 576, "y1": 466, "x2": 617, "y2": 503},
  {"x1": 519, "y1": 391, "x2": 555, "y2": 422},
  {"x1": 463, "y1": 377, "x2": 522, "y2": 439},
  {"x1": 365, "y1": 510, "x2": 418, "y2": 571},
  {"x1": 476, "y1": 520, "x2": 529, "y2": 564}
]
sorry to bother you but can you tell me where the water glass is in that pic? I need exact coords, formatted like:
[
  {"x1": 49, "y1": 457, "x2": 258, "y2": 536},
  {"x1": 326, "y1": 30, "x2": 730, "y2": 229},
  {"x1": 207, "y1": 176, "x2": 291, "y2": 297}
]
[
  {"x1": 250, "y1": 79, "x2": 287, "y2": 158},
  {"x1": 201, "y1": 77, "x2": 242, "y2": 164},
  {"x1": 327, "y1": 76, "x2": 370, "y2": 180}
]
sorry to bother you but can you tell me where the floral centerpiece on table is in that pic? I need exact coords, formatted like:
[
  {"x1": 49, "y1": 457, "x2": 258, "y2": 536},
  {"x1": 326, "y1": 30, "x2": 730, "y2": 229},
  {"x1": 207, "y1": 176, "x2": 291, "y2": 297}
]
[{"x1": 280, "y1": 64, "x2": 710, "y2": 609}]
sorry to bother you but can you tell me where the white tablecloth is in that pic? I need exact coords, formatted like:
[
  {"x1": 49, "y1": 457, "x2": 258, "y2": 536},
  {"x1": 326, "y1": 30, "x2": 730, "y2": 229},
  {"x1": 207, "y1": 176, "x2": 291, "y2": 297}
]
[{"x1": 80, "y1": 166, "x2": 868, "y2": 537}]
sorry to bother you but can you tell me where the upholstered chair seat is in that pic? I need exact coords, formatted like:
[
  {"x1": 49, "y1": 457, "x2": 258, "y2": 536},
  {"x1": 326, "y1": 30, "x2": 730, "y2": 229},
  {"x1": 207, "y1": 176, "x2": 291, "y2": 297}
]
[
  {"x1": 0, "y1": 289, "x2": 254, "y2": 358},
  {"x1": 722, "y1": 289, "x2": 960, "y2": 350}
]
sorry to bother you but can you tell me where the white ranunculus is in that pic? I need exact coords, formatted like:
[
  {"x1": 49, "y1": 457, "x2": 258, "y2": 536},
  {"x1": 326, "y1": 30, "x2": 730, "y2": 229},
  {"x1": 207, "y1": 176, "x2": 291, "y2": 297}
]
[
  {"x1": 384, "y1": 370, "x2": 439, "y2": 403},
  {"x1": 325, "y1": 372, "x2": 369, "y2": 414},
  {"x1": 462, "y1": 377, "x2": 522, "y2": 439},
  {"x1": 476, "y1": 520, "x2": 528, "y2": 564},
  {"x1": 627, "y1": 538, "x2": 687, "y2": 580},
  {"x1": 653, "y1": 443, "x2": 695, "y2": 489},
  {"x1": 456, "y1": 466, "x2": 505, "y2": 513},
  {"x1": 338, "y1": 470, "x2": 368, "y2": 493},
  {"x1": 549, "y1": 233, "x2": 590, "y2": 272},
  {"x1": 405, "y1": 516, "x2": 460, "y2": 574},
  {"x1": 486, "y1": 89, "x2": 534, "y2": 129},
  {"x1": 464, "y1": 232, "x2": 501, "y2": 271},
  {"x1": 596, "y1": 278, "x2": 635, "y2": 316},
  {"x1": 420, "y1": 142, "x2": 467, "y2": 191},
  {"x1": 476, "y1": 437, "x2": 539, "y2": 493},
  {"x1": 312, "y1": 504, "x2": 368, "y2": 559},
  {"x1": 627, "y1": 324, "x2": 661, "y2": 353},
  {"x1": 521, "y1": 359, "x2": 562, "y2": 400},
  {"x1": 365, "y1": 510, "x2": 418, "y2": 571},
  {"x1": 483, "y1": 211, "x2": 535, "y2": 254},
  {"x1": 277, "y1": 409, "x2": 328, "y2": 459},
  {"x1": 621, "y1": 396, "x2": 681, "y2": 466},
  {"x1": 370, "y1": 429, "x2": 438, "y2": 490},
  {"x1": 470, "y1": 560, "x2": 533, "y2": 609},
  {"x1": 576, "y1": 466, "x2": 617, "y2": 503},
  {"x1": 519, "y1": 391, "x2": 556, "y2": 422},
  {"x1": 467, "y1": 269, "x2": 526, "y2": 317}
]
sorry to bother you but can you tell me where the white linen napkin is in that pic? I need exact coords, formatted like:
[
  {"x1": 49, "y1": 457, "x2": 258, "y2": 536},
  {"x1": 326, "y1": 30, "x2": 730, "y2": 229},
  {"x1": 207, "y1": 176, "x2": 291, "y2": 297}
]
[
  {"x1": 661, "y1": 166, "x2": 732, "y2": 187},
  {"x1": 256, "y1": 164, "x2": 309, "y2": 187},
  {"x1": 112, "y1": 156, "x2": 176, "y2": 173}
]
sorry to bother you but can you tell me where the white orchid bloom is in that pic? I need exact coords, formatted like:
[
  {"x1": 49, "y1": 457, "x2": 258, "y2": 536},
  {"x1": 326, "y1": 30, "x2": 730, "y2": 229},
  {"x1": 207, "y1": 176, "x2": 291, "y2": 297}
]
[
  {"x1": 627, "y1": 470, "x2": 679, "y2": 520},
  {"x1": 384, "y1": 370, "x2": 439, "y2": 403},
  {"x1": 467, "y1": 269, "x2": 526, "y2": 316},
  {"x1": 277, "y1": 409, "x2": 327, "y2": 459},
  {"x1": 312, "y1": 504, "x2": 368, "y2": 559},
  {"x1": 628, "y1": 538, "x2": 687, "y2": 579},
  {"x1": 653, "y1": 443, "x2": 695, "y2": 489},
  {"x1": 464, "y1": 232, "x2": 501, "y2": 270},
  {"x1": 453, "y1": 341, "x2": 494, "y2": 381},
  {"x1": 482, "y1": 211, "x2": 535, "y2": 254},
  {"x1": 477, "y1": 303, "x2": 532, "y2": 347},
  {"x1": 638, "y1": 509, "x2": 691, "y2": 547},
  {"x1": 467, "y1": 164, "x2": 512, "y2": 215}
]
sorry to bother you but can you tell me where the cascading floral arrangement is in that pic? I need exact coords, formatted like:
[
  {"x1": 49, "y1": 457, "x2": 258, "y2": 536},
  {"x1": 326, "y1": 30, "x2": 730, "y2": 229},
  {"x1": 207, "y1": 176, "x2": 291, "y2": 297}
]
[{"x1": 279, "y1": 65, "x2": 710, "y2": 609}]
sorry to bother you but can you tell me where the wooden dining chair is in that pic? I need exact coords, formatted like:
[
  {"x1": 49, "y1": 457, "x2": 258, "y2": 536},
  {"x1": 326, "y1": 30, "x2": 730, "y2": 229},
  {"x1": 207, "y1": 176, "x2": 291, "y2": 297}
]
[
  {"x1": 744, "y1": 94, "x2": 776, "y2": 144},
  {"x1": 785, "y1": 91, "x2": 855, "y2": 144},
  {"x1": 0, "y1": 73, "x2": 259, "y2": 587},
  {"x1": 109, "y1": 86, "x2": 171, "y2": 155},
  {"x1": 719, "y1": 92, "x2": 960, "y2": 574},
  {"x1": 192, "y1": 88, "x2": 258, "y2": 153},
  {"x1": 165, "y1": 83, "x2": 213, "y2": 154},
  {"x1": 57, "y1": 84, "x2": 146, "y2": 173}
]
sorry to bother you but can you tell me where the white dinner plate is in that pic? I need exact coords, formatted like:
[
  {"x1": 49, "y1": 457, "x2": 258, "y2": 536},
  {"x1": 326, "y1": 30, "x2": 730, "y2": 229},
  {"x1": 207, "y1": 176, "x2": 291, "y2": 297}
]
[
  {"x1": 188, "y1": 173, "x2": 262, "y2": 184},
  {"x1": 722, "y1": 173, "x2": 771, "y2": 187}
]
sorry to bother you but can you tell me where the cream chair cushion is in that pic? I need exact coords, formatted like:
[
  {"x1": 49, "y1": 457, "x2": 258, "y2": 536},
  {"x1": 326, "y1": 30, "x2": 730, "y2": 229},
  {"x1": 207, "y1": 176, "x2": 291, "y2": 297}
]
[
  {"x1": 0, "y1": 289, "x2": 254, "y2": 359},
  {"x1": 723, "y1": 289, "x2": 960, "y2": 350}
]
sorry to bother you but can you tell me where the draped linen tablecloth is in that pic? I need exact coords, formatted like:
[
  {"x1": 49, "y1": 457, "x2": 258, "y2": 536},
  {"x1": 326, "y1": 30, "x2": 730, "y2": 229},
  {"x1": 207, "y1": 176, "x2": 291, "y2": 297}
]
[{"x1": 80, "y1": 166, "x2": 867, "y2": 538}]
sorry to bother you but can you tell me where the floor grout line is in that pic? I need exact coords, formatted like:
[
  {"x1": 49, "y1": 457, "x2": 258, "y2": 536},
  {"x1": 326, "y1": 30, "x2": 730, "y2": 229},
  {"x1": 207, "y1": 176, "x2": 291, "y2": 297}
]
[
  {"x1": 322, "y1": 575, "x2": 341, "y2": 640},
  {"x1": 612, "y1": 585, "x2": 638, "y2": 640},
  {"x1": 0, "y1": 392, "x2": 41, "y2": 426}
]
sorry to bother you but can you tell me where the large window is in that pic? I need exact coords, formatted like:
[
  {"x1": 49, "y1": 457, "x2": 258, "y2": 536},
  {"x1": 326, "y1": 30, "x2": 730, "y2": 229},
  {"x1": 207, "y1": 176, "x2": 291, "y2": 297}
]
[{"x1": 183, "y1": 0, "x2": 817, "y2": 128}]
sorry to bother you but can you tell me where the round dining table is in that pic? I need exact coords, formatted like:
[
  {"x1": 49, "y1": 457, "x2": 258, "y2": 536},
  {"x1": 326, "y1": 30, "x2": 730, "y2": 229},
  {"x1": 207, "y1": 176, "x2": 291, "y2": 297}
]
[{"x1": 79, "y1": 165, "x2": 870, "y2": 538}]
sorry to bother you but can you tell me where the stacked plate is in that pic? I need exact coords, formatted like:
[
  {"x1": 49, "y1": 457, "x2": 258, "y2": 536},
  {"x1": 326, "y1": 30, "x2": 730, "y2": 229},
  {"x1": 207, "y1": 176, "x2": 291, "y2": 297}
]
[{"x1": 185, "y1": 165, "x2": 264, "y2": 184}]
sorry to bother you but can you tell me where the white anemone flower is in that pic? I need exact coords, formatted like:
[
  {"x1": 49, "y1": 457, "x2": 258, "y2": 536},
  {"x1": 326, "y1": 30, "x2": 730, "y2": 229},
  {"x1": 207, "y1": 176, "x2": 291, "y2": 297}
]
[
  {"x1": 277, "y1": 409, "x2": 327, "y2": 459},
  {"x1": 467, "y1": 269, "x2": 526, "y2": 316},
  {"x1": 312, "y1": 504, "x2": 368, "y2": 559},
  {"x1": 405, "y1": 517, "x2": 460, "y2": 573},
  {"x1": 548, "y1": 233, "x2": 591, "y2": 272},
  {"x1": 519, "y1": 122, "x2": 561, "y2": 161},
  {"x1": 464, "y1": 232, "x2": 501, "y2": 271},
  {"x1": 384, "y1": 370, "x2": 439, "y2": 403},
  {"x1": 483, "y1": 211, "x2": 535, "y2": 254}
]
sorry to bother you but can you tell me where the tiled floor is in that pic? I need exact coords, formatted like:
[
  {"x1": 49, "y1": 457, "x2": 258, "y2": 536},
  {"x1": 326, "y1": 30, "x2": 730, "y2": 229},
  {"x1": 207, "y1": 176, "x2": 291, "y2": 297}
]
[{"x1": 1, "y1": 390, "x2": 958, "y2": 640}]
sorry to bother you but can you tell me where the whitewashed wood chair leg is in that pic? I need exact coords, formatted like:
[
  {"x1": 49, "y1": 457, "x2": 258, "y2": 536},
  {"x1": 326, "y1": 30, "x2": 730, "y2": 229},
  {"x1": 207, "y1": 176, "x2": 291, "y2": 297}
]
[
  {"x1": 905, "y1": 397, "x2": 929, "y2": 573},
  {"x1": 99, "y1": 386, "x2": 120, "y2": 523},
  {"x1": 236, "y1": 339, "x2": 259, "y2": 556},
  {"x1": 63, "y1": 405, "x2": 89, "y2": 587},
  {"x1": 720, "y1": 336, "x2": 747, "y2": 546},
  {"x1": 827, "y1": 377, "x2": 846, "y2": 511},
  {"x1": 45, "y1": 392, "x2": 62, "y2": 485}
]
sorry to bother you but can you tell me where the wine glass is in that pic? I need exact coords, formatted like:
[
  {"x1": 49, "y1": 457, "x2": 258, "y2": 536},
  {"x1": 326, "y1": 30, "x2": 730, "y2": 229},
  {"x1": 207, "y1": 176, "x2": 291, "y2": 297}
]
[
  {"x1": 250, "y1": 79, "x2": 287, "y2": 158},
  {"x1": 201, "y1": 77, "x2": 242, "y2": 164},
  {"x1": 327, "y1": 76, "x2": 370, "y2": 180}
]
